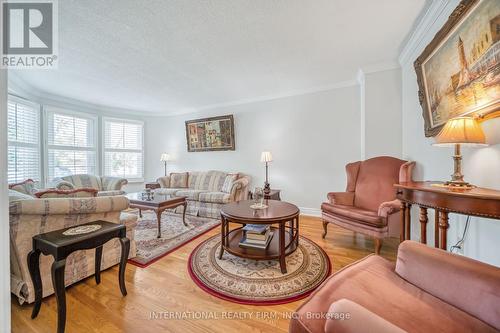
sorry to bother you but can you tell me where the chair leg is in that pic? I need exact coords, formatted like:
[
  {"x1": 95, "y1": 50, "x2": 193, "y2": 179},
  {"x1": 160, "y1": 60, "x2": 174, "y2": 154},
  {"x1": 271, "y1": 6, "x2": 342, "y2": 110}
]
[
  {"x1": 374, "y1": 238, "x2": 383, "y2": 255},
  {"x1": 322, "y1": 220, "x2": 328, "y2": 239}
]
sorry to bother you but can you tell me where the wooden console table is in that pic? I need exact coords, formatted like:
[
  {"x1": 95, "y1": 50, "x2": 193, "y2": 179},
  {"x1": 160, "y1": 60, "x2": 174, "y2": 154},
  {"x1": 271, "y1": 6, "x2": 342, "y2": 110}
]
[{"x1": 395, "y1": 182, "x2": 500, "y2": 250}]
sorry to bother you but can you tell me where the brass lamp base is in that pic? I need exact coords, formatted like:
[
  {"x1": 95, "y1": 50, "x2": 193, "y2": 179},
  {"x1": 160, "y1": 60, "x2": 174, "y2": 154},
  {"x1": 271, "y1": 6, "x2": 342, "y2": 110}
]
[
  {"x1": 442, "y1": 180, "x2": 475, "y2": 189},
  {"x1": 444, "y1": 144, "x2": 475, "y2": 189}
]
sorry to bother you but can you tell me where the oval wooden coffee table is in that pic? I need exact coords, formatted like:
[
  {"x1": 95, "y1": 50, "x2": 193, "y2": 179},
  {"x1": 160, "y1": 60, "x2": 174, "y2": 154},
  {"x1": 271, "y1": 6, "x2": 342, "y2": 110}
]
[{"x1": 219, "y1": 200, "x2": 300, "y2": 273}]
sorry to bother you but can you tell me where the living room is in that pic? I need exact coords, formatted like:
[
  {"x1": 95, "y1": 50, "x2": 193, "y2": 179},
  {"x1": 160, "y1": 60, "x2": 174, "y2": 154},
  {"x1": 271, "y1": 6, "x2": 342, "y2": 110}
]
[{"x1": 1, "y1": 0, "x2": 499, "y2": 332}]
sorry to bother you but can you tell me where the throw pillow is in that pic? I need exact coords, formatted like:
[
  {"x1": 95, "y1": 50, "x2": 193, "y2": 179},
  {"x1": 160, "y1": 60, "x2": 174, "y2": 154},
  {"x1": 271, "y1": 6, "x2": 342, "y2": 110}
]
[
  {"x1": 169, "y1": 172, "x2": 189, "y2": 188},
  {"x1": 35, "y1": 188, "x2": 98, "y2": 198},
  {"x1": 222, "y1": 173, "x2": 239, "y2": 193},
  {"x1": 9, "y1": 179, "x2": 37, "y2": 197}
]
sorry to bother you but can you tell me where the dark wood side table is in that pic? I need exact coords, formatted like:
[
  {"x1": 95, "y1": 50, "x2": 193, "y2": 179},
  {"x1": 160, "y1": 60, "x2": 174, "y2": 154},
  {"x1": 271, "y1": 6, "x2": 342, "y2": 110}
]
[
  {"x1": 219, "y1": 200, "x2": 300, "y2": 274},
  {"x1": 264, "y1": 189, "x2": 281, "y2": 200},
  {"x1": 127, "y1": 192, "x2": 187, "y2": 238},
  {"x1": 145, "y1": 182, "x2": 161, "y2": 190},
  {"x1": 395, "y1": 181, "x2": 500, "y2": 250},
  {"x1": 28, "y1": 221, "x2": 130, "y2": 333}
]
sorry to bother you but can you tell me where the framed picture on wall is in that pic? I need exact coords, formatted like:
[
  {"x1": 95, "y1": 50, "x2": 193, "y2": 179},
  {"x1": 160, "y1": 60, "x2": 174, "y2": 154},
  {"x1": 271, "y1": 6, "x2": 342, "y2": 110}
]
[
  {"x1": 185, "y1": 115, "x2": 235, "y2": 152},
  {"x1": 414, "y1": 0, "x2": 500, "y2": 137}
]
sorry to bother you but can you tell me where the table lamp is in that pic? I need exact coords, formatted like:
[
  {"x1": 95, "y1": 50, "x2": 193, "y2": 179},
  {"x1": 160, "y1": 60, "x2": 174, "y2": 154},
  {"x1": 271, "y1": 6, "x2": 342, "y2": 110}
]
[
  {"x1": 433, "y1": 117, "x2": 487, "y2": 188},
  {"x1": 160, "y1": 153, "x2": 170, "y2": 176},
  {"x1": 260, "y1": 151, "x2": 273, "y2": 195}
]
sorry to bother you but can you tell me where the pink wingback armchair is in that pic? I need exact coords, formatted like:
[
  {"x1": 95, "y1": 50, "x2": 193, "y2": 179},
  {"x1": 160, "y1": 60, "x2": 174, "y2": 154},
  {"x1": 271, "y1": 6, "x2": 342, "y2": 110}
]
[{"x1": 321, "y1": 156, "x2": 415, "y2": 254}]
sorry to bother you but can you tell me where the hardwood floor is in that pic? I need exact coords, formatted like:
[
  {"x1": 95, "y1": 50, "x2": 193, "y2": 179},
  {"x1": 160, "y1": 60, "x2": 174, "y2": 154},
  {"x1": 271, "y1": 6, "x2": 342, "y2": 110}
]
[{"x1": 11, "y1": 216, "x2": 398, "y2": 333}]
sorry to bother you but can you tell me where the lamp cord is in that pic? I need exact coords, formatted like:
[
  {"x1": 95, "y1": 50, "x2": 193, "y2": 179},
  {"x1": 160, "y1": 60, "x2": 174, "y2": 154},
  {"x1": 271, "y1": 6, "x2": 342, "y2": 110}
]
[{"x1": 450, "y1": 216, "x2": 471, "y2": 253}]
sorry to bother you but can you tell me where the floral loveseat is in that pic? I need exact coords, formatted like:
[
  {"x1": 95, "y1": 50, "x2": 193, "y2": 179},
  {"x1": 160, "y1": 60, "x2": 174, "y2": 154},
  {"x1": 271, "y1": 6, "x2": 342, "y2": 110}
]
[
  {"x1": 9, "y1": 183, "x2": 137, "y2": 304},
  {"x1": 54, "y1": 174, "x2": 128, "y2": 196},
  {"x1": 157, "y1": 171, "x2": 250, "y2": 218}
]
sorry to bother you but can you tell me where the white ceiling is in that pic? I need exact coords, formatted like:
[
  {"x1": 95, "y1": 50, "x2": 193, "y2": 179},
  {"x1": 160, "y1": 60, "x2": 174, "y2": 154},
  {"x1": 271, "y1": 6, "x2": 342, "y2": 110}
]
[{"x1": 11, "y1": 0, "x2": 428, "y2": 115}]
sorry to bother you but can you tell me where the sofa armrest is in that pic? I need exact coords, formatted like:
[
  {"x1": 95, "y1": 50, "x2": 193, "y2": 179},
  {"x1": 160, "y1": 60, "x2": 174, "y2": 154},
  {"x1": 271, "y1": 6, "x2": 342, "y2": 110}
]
[
  {"x1": 377, "y1": 199, "x2": 401, "y2": 218},
  {"x1": 230, "y1": 177, "x2": 250, "y2": 201},
  {"x1": 395, "y1": 241, "x2": 500, "y2": 330},
  {"x1": 97, "y1": 190, "x2": 126, "y2": 197},
  {"x1": 157, "y1": 176, "x2": 171, "y2": 188},
  {"x1": 327, "y1": 192, "x2": 354, "y2": 205},
  {"x1": 325, "y1": 299, "x2": 406, "y2": 333},
  {"x1": 101, "y1": 176, "x2": 128, "y2": 191},
  {"x1": 9, "y1": 196, "x2": 129, "y2": 216}
]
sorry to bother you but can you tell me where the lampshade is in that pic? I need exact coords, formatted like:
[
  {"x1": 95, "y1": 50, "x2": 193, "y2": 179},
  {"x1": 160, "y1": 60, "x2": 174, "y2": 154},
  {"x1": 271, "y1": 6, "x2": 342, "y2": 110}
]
[
  {"x1": 260, "y1": 151, "x2": 273, "y2": 163},
  {"x1": 160, "y1": 153, "x2": 170, "y2": 161},
  {"x1": 433, "y1": 117, "x2": 487, "y2": 147}
]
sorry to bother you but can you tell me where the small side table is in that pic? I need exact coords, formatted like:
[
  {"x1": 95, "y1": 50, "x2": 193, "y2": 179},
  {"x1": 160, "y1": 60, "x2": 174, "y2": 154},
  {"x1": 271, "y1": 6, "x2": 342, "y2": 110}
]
[
  {"x1": 28, "y1": 221, "x2": 130, "y2": 333},
  {"x1": 265, "y1": 189, "x2": 281, "y2": 200},
  {"x1": 145, "y1": 182, "x2": 161, "y2": 190}
]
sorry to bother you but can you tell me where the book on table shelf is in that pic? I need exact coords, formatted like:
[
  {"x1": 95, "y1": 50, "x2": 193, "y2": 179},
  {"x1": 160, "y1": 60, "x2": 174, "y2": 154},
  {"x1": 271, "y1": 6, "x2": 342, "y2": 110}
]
[{"x1": 239, "y1": 231, "x2": 274, "y2": 250}]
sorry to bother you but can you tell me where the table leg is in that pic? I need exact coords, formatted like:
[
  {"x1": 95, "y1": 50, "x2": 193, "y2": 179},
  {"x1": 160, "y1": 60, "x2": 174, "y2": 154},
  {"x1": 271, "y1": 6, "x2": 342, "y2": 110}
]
[
  {"x1": 434, "y1": 209, "x2": 440, "y2": 248},
  {"x1": 400, "y1": 202, "x2": 407, "y2": 242},
  {"x1": 218, "y1": 216, "x2": 225, "y2": 259},
  {"x1": 405, "y1": 204, "x2": 412, "y2": 240},
  {"x1": 419, "y1": 206, "x2": 428, "y2": 244},
  {"x1": 295, "y1": 216, "x2": 300, "y2": 247},
  {"x1": 51, "y1": 259, "x2": 66, "y2": 333},
  {"x1": 95, "y1": 245, "x2": 103, "y2": 284},
  {"x1": 119, "y1": 237, "x2": 130, "y2": 296},
  {"x1": 28, "y1": 249, "x2": 42, "y2": 319},
  {"x1": 279, "y1": 223, "x2": 287, "y2": 274},
  {"x1": 439, "y1": 211, "x2": 449, "y2": 251},
  {"x1": 182, "y1": 202, "x2": 187, "y2": 226},
  {"x1": 139, "y1": 209, "x2": 142, "y2": 218},
  {"x1": 156, "y1": 210, "x2": 163, "y2": 238}
]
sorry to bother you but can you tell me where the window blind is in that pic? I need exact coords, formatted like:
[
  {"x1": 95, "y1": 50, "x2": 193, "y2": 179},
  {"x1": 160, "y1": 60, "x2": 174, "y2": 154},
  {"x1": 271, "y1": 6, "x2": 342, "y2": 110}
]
[
  {"x1": 7, "y1": 98, "x2": 41, "y2": 183},
  {"x1": 103, "y1": 119, "x2": 144, "y2": 180},
  {"x1": 46, "y1": 110, "x2": 97, "y2": 181}
]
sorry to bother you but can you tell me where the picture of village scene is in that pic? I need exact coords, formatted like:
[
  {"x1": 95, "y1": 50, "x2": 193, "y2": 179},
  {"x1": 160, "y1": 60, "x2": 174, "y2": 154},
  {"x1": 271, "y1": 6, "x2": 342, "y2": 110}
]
[
  {"x1": 185, "y1": 115, "x2": 235, "y2": 152},
  {"x1": 421, "y1": 0, "x2": 499, "y2": 129}
]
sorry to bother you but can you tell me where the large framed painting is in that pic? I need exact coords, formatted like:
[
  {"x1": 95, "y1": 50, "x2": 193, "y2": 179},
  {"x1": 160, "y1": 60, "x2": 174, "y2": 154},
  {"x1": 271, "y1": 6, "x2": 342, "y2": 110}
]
[
  {"x1": 185, "y1": 115, "x2": 235, "y2": 152},
  {"x1": 415, "y1": 0, "x2": 500, "y2": 137}
]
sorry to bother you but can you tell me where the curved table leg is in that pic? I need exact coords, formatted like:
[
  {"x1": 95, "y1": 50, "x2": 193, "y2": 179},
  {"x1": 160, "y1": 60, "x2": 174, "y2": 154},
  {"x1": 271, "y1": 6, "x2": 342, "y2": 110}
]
[
  {"x1": 51, "y1": 259, "x2": 66, "y2": 333},
  {"x1": 119, "y1": 237, "x2": 130, "y2": 296},
  {"x1": 182, "y1": 202, "x2": 188, "y2": 226},
  {"x1": 95, "y1": 245, "x2": 103, "y2": 284},
  {"x1": 156, "y1": 210, "x2": 163, "y2": 238},
  {"x1": 28, "y1": 249, "x2": 42, "y2": 319},
  {"x1": 219, "y1": 216, "x2": 226, "y2": 259}
]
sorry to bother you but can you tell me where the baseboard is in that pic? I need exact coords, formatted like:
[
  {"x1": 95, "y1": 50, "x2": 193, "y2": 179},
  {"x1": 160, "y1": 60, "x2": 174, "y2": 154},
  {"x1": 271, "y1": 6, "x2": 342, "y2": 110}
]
[{"x1": 299, "y1": 207, "x2": 321, "y2": 217}]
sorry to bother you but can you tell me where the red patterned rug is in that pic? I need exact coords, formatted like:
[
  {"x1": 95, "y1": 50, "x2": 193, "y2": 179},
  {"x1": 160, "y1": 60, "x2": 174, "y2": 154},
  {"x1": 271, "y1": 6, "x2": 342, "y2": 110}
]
[
  {"x1": 188, "y1": 234, "x2": 331, "y2": 305},
  {"x1": 129, "y1": 211, "x2": 220, "y2": 267}
]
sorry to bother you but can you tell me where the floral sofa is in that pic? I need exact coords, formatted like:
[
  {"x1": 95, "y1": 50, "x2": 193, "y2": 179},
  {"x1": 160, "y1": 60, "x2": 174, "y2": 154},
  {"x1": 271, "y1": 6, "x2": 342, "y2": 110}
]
[
  {"x1": 54, "y1": 174, "x2": 128, "y2": 196},
  {"x1": 157, "y1": 171, "x2": 250, "y2": 218},
  {"x1": 9, "y1": 183, "x2": 137, "y2": 304}
]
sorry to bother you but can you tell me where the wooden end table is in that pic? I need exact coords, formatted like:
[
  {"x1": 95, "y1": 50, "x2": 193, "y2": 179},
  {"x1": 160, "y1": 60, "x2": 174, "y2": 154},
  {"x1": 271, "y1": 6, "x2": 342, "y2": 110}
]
[
  {"x1": 219, "y1": 200, "x2": 300, "y2": 273},
  {"x1": 127, "y1": 192, "x2": 187, "y2": 238},
  {"x1": 28, "y1": 220, "x2": 129, "y2": 333}
]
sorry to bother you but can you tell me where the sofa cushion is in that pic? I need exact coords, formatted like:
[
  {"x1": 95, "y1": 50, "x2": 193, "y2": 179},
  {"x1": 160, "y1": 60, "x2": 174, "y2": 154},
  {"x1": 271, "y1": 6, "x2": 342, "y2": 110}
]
[
  {"x1": 199, "y1": 192, "x2": 231, "y2": 204},
  {"x1": 321, "y1": 202, "x2": 384, "y2": 227},
  {"x1": 8, "y1": 189, "x2": 34, "y2": 202},
  {"x1": 35, "y1": 188, "x2": 98, "y2": 198},
  {"x1": 62, "y1": 174, "x2": 102, "y2": 190},
  {"x1": 54, "y1": 180, "x2": 75, "y2": 190},
  {"x1": 97, "y1": 190, "x2": 125, "y2": 197},
  {"x1": 175, "y1": 189, "x2": 206, "y2": 201},
  {"x1": 169, "y1": 172, "x2": 188, "y2": 188},
  {"x1": 290, "y1": 255, "x2": 496, "y2": 333},
  {"x1": 155, "y1": 188, "x2": 183, "y2": 196},
  {"x1": 188, "y1": 171, "x2": 227, "y2": 191},
  {"x1": 9, "y1": 179, "x2": 37, "y2": 197},
  {"x1": 221, "y1": 173, "x2": 239, "y2": 193}
]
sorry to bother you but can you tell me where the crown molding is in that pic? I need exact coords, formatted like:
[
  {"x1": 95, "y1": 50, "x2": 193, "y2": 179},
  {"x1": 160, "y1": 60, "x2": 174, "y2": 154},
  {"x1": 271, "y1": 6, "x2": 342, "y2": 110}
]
[{"x1": 398, "y1": 0, "x2": 452, "y2": 66}]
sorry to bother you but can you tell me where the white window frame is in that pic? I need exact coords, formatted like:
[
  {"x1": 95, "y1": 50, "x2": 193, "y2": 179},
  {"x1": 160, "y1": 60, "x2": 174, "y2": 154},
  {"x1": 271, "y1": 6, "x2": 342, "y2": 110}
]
[
  {"x1": 7, "y1": 95, "x2": 42, "y2": 184},
  {"x1": 102, "y1": 117, "x2": 144, "y2": 183},
  {"x1": 43, "y1": 106, "x2": 99, "y2": 184}
]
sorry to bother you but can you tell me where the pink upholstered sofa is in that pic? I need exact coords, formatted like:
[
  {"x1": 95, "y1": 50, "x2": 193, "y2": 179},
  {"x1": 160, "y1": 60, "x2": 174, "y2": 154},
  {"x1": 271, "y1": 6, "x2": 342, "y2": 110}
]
[
  {"x1": 290, "y1": 241, "x2": 500, "y2": 333},
  {"x1": 321, "y1": 156, "x2": 415, "y2": 254}
]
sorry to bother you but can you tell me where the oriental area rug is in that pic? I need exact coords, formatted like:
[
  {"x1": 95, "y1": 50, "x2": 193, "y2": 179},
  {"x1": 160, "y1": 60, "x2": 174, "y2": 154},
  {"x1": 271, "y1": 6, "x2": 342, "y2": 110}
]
[
  {"x1": 188, "y1": 234, "x2": 331, "y2": 305},
  {"x1": 129, "y1": 211, "x2": 220, "y2": 267}
]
